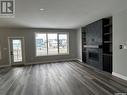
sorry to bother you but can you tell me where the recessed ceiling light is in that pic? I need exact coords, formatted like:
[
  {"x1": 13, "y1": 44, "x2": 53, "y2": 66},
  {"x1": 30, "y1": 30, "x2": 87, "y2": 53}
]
[{"x1": 40, "y1": 8, "x2": 45, "y2": 11}]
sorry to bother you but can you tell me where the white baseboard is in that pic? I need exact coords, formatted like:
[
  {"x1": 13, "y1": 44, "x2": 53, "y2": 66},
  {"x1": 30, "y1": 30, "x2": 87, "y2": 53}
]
[
  {"x1": 0, "y1": 65, "x2": 10, "y2": 68},
  {"x1": 76, "y1": 58, "x2": 82, "y2": 62},
  {"x1": 25, "y1": 58, "x2": 77, "y2": 65},
  {"x1": 0, "y1": 58, "x2": 77, "y2": 68},
  {"x1": 112, "y1": 72, "x2": 127, "y2": 81}
]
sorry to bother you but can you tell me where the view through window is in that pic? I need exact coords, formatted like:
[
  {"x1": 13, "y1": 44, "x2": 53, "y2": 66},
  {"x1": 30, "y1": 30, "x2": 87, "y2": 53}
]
[
  {"x1": 36, "y1": 33, "x2": 47, "y2": 56},
  {"x1": 48, "y1": 34, "x2": 58, "y2": 55},
  {"x1": 12, "y1": 40, "x2": 22, "y2": 62},
  {"x1": 59, "y1": 34, "x2": 68, "y2": 54},
  {"x1": 35, "y1": 33, "x2": 69, "y2": 56}
]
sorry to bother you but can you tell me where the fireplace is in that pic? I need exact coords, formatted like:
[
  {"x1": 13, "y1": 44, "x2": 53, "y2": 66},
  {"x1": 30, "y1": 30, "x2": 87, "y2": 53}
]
[
  {"x1": 88, "y1": 52, "x2": 99, "y2": 62},
  {"x1": 86, "y1": 48, "x2": 103, "y2": 70}
]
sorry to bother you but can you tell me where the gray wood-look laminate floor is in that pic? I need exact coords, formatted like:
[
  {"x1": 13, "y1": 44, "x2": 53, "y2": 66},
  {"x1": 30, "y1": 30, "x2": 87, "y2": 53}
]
[{"x1": 0, "y1": 61, "x2": 127, "y2": 95}]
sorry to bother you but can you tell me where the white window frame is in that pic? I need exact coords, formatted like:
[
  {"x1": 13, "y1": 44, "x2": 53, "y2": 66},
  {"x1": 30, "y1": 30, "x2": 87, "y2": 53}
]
[{"x1": 35, "y1": 32, "x2": 69, "y2": 57}]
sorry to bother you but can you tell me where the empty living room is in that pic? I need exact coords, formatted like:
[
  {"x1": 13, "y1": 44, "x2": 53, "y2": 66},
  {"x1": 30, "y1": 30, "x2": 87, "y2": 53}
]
[{"x1": 0, "y1": 0, "x2": 127, "y2": 95}]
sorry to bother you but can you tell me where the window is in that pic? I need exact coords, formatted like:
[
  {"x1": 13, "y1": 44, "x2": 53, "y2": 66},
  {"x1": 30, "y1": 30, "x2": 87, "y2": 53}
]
[
  {"x1": 35, "y1": 33, "x2": 47, "y2": 56},
  {"x1": 59, "y1": 34, "x2": 68, "y2": 54},
  {"x1": 35, "y1": 33, "x2": 69, "y2": 56},
  {"x1": 12, "y1": 40, "x2": 22, "y2": 62},
  {"x1": 48, "y1": 33, "x2": 58, "y2": 55}
]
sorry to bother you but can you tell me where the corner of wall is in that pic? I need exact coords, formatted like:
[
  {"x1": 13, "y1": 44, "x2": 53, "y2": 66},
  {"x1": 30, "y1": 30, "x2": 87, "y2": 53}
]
[
  {"x1": 112, "y1": 72, "x2": 127, "y2": 81},
  {"x1": 76, "y1": 28, "x2": 82, "y2": 61}
]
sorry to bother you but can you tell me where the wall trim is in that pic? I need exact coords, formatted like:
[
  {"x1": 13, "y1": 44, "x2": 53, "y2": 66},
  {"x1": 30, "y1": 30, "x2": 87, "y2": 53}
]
[
  {"x1": 0, "y1": 58, "x2": 77, "y2": 68},
  {"x1": 25, "y1": 58, "x2": 77, "y2": 66},
  {"x1": 76, "y1": 58, "x2": 82, "y2": 62},
  {"x1": 77, "y1": 59, "x2": 127, "y2": 81},
  {"x1": 112, "y1": 72, "x2": 127, "y2": 81},
  {"x1": 0, "y1": 65, "x2": 11, "y2": 68}
]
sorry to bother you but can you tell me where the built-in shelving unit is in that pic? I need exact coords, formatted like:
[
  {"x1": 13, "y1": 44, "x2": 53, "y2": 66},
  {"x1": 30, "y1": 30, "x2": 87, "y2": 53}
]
[
  {"x1": 82, "y1": 27, "x2": 86, "y2": 63},
  {"x1": 102, "y1": 17, "x2": 112, "y2": 73},
  {"x1": 81, "y1": 17, "x2": 112, "y2": 73}
]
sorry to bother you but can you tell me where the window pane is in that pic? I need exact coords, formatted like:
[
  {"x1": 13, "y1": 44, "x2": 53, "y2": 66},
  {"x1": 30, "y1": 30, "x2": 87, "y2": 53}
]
[
  {"x1": 36, "y1": 33, "x2": 47, "y2": 56},
  {"x1": 48, "y1": 34, "x2": 58, "y2": 55},
  {"x1": 59, "y1": 34, "x2": 68, "y2": 54},
  {"x1": 12, "y1": 40, "x2": 22, "y2": 62}
]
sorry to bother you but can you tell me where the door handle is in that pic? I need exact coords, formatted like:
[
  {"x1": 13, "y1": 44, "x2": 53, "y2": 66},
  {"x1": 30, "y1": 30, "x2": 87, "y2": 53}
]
[{"x1": 10, "y1": 51, "x2": 13, "y2": 55}]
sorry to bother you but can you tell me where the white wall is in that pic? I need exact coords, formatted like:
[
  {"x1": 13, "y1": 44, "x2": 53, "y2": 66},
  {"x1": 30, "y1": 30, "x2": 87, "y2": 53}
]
[
  {"x1": 0, "y1": 28, "x2": 78, "y2": 66},
  {"x1": 113, "y1": 9, "x2": 127, "y2": 79}
]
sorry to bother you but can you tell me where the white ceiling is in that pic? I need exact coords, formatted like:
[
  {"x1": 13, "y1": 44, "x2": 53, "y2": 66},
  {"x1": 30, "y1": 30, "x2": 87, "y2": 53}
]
[{"x1": 0, "y1": 0, "x2": 127, "y2": 29}]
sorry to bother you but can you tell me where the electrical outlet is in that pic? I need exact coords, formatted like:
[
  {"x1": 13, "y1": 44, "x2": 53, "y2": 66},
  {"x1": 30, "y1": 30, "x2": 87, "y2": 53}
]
[{"x1": 119, "y1": 44, "x2": 127, "y2": 49}]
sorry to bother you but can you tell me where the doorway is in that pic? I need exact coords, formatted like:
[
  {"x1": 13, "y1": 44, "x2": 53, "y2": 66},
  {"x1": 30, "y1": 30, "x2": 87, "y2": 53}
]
[{"x1": 8, "y1": 37, "x2": 25, "y2": 65}]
